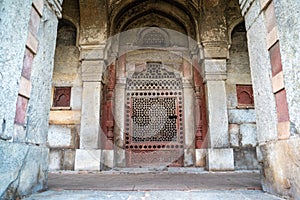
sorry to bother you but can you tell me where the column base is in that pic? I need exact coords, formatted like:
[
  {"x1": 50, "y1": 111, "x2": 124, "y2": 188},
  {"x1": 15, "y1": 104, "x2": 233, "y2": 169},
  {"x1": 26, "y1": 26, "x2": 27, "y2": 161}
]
[
  {"x1": 184, "y1": 149, "x2": 195, "y2": 167},
  {"x1": 195, "y1": 149, "x2": 207, "y2": 167},
  {"x1": 101, "y1": 150, "x2": 114, "y2": 170},
  {"x1": 115, "y1": 148, "x2": 126, "y2": 167},
  {"x1": 206, "y1": 148, "x2": 234, "y2": 171},
  {"x1": 74, "y1": 149, "x2": 101, "y2": 171}
]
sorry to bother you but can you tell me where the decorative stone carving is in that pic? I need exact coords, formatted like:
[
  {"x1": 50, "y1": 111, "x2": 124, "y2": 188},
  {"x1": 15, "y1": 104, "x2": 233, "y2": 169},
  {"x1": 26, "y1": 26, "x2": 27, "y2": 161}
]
[
  {"x1": 124, "y1": 62, "x2": 184, "y2": 167},
  {"x1": 46, "y1": 0, "x2": 63, "y2": 18},
  {"x1": 236, "y1": 85, "x2": 254, "y2": 106},
  {"x1": 239, "y1": 0, "x2": 256, "y2": 16},
  {"x1": 52, "y1": 87, "x2": 71, "y2": 107},
  {"x1": 137, "y1": 28, "x2": 169, "y2": 47}
]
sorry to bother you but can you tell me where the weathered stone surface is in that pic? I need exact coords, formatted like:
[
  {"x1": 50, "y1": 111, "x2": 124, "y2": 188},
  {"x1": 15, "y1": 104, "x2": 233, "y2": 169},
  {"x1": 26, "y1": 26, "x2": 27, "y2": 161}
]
[
  {"x1": 234, "y1": 148, "x2": 259, "y2": 170},
  {"x1": 245, "y1": 6, "x2": 277, "y2": 143},
  {"x1": 80, "y1": 82, "x2": 101, "y2": 149},
  {"x1": 229, "y1": 124, "x2": 240, "y2": 147},
  {"x1": 80, "y1": 45, "x2": 106, "y2": 60},
  {"x1": 201, "y1": 0, "x2": 227, "y2": 43},
  {"x1": 0, "y1": 1, "x2": 60, "y2": 199},
  {"x1": 74, "y1": 149, "x2": 101, "y2": 171},
  {"x1": 184, "y1": 149, "x2": 194, "y2": 167},
  {"x1": 23, "y1": 190, "x2": 284, "y2": 200},
  {"x1": 49, "y1": 149, "x2": 76, "y2": 171},
  {"x1": 228, "y1": 109, "x2": 256, "y2": 124},
  {"x1": 71, "y1": 87, "x2": 83, "y2": 110},
  {"x1": 226, "y1": 23, "x2": 252, "y2": 108},
  {"x1": 49, "y1": 150, "x2": 62, "y2": 171},
  {"x1": 79, "y1": 0, "x2": 107, "y2": 45},
  {"x1": 273, "y1": 0, "x2": 300, "y2": 134},
  {"x1": 195, "y1": 149, "x2": 207, "y2": 167},
  {"x1": 61, "y1": 0, "x2": 80, "y2": 27},
  {"x1": 81, "y1": 60, "x2": 104, "y2": 82},
  {"x1": 0, "y1": 0, "x2": 32, "y2": 140},
  {"x1": 26, "y1": 5, "x2": 59, "y2": 145},
  {"x1": 206, "y1": 80, "x2": 229, "y2": 148},
  {"x1": 63, "y1": 149, "x2": 75, "y2": 170},
  {"x1": 240, "y1": 124, "x2": 257, "y2": 147},
  {"x1": 113, "y1": 83, "x2": 126, "y2": 167},
  {"x1": 256, "y1": 146, "x2": 263, "y2": 162},
  {"x1": 183, "y1": 85, "x2": 195, "y2": 148},
  {"x1": 101, "y1": 150, "x2": 114, "y2": 170},
  {"x1": 260, "y1": 138, "x2": 300, "y2": 199},
  {"x1": 49, "y1": 110, "x2": 81, "y2": 125},
  {"x1": 203, "y1": 60, "x2": 227, "y2": 75},
  {"x1": 243, "y1": 0, "x2": 261, "y2": 30},
  {"x1": 48, "y1": 125, "x2": 72, "y2": 148},
  {"x1": 206, "y1": 148, "x2": 234, "y2": 171},
  {"x1": 114, "y1": 148, "x2": 126, "y2": 168},
  {"x1": 0, "y1": 141, "x2": 49, "y2": 199}
]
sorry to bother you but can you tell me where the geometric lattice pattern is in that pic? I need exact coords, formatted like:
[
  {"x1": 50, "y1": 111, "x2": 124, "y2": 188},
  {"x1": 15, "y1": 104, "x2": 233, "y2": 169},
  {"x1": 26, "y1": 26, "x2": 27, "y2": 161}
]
[
  {"x1": 142, "y1": 30, "x2": 166, "y2": 47},
  {"x1": 132, "y1": 97, "x2": 177, "y2": 142},
  {"x1": 125, "y1": 62, "x2": 184, "y2": 151}
]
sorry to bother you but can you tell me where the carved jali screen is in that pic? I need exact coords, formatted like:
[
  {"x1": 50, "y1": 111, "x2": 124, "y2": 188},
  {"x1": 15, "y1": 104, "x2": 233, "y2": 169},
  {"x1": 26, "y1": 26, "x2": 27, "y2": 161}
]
[{"x1": 125, "y1": 62, "x2": 184, "y2": 167}]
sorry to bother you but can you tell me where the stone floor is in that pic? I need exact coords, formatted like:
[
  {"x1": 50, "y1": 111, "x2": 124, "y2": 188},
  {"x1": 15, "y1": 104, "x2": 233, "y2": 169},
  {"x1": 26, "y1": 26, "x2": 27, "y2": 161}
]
[{"x1": 23, "y1": 169, "x2": 284, "y2": 200}]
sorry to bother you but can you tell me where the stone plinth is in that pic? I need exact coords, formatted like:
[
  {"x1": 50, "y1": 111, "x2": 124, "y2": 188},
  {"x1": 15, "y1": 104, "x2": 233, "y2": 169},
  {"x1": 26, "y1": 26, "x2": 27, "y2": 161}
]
[
  {"x1": 206, "y1": 148, "x2": 234, "y2": 171},
  {"x1": 101, "y1": 150, "x2": 114, "y2": 169},
  {"x1": 195, "y1": 149, "x2": 207, "y2": 167},
  {"x1": 74, "y1": 149, "x2": 101, "y2": 171}
]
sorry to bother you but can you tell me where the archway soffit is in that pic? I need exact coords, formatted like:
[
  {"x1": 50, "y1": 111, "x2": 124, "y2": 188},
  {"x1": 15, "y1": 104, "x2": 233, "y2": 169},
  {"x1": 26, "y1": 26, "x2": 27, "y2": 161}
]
[{"x1": 109, "y1": 0, "x2": 198, "y2": 38}]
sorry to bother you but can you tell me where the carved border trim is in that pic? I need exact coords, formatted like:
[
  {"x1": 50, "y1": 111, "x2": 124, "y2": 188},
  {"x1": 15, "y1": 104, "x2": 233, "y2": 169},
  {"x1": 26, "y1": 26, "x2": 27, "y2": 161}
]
[
  {"x1": 46, "y1": 0, "x2": 62, "y2": 18},
  {"x1": 239, "y1": 0, "x2": 255, "y2": 16}
]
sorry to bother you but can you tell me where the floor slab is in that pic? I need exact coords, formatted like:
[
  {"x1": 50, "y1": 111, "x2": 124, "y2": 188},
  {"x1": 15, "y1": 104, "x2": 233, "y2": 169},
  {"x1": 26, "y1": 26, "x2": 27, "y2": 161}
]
[
  {"x1": 47, "y1": 171, "x2": 262, "y2": 191},
  {"x1": 24, "y1": 190, "x2": 283, "y2": 200},
  {"x1": 23, "y1": 170, "x2": 284, "y2": 199}
]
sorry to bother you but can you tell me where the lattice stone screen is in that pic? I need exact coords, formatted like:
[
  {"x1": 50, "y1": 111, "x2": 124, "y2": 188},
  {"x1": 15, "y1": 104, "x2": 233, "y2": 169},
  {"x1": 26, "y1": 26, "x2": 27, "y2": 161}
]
[{"x1": 124, "y1": 62, "x2": 184, "y2": 167}]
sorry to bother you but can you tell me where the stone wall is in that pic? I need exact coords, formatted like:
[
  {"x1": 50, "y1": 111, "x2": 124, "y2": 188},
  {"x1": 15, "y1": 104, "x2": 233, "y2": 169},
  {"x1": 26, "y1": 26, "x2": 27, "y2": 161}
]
[
  {"x1": 273, "y1": 1, "x2": 300, "y2": 137},
  {"x1": 48, "y1": 125, "x2": 79, "y2": 170},
  {"x1": 48, "y1": 2, "x2": 81, "y2": 171},
  {"x1": 241, "y1": 0, "x2": 300, "y2": 198},
  {"x1": 0, "y1": 0, "x2": 60, "y2": 199},
  {"x1": 226, "y1": 22, "x2": 259, "y2": 170},
  {"x1": 0, "y1": 0, "x2": 32, "y2": 142}
]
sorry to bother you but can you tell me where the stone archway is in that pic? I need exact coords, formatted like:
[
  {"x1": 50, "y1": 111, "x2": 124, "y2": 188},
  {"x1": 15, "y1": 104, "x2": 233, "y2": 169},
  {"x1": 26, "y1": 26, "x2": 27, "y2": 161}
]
[
  {"x1": 108, "y1": 27, "x2": 207, "y2": 168},
  {"x1": 1, "y1": 0, "x2": 300, "y2": 199}
]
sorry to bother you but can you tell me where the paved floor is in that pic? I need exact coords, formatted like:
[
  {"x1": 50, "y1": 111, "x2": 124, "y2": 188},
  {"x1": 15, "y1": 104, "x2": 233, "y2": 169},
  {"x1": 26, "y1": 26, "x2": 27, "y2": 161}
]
[
  {"x1": 24, "y1": 190, "x2": 283, "y2": 200},
  {"x1": 47, "y1": 171, "x2": 262, "y2": 191},
  {"x1": 23, "y1": 170, "x2": 284, "y2": 200}
]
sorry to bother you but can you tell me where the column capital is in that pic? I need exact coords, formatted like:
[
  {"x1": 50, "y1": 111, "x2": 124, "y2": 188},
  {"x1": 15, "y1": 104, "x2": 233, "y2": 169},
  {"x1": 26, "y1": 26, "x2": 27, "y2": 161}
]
[
  {"x1": 81, "y1": 60, "x2": 105, "y2": 82},
  {"x1": 202, "y1": 41, "x2": 229, "y2": 59},
  {"x1": 80, "y1": 44, "x2": 106, "y2": 61},
  {"x1": 202, "y1": 59, "x2": 227, "y2": 82}
]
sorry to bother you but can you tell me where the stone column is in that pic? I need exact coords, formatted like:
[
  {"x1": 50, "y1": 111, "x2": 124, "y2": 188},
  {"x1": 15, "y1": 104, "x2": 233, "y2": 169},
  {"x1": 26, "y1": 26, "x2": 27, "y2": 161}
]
[
  {"x1": 202, "y1": 58, "x2": 234, "y2": 171},
  {"x1": 74, "y1": 45, "x2": 104, "y2": 171},
  {"x1": 192, "y1": 52, "x2": 208, "y2": 167},
  {"x1": 240, "y1": 0, "x2": 300, "y2": 198},
  {"x1": 182, "y1": 59, "x2": 195, "y2": 166},
  {"x1": 114, "y1": 54, "x2": 126, "y2": 167},
  {"x1": 0, "y1": 0, "x2": 62, "y2": 198},
  {"x1": 101, "y1": 62, "x2": 116, "y2": 170}
]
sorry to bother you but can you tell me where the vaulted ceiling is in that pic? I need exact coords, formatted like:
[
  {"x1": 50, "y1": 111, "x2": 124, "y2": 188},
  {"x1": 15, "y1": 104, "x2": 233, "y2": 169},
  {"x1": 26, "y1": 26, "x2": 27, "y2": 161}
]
[{"x1": 108, "y1": 0, "x2": 200, "y2": 39}]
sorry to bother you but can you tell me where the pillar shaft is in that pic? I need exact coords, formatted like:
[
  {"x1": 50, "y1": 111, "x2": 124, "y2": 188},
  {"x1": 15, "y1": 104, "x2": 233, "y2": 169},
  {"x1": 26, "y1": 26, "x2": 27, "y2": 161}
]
[{"x1": 203, "y1": 59, "x2": 229, "y2": 148}]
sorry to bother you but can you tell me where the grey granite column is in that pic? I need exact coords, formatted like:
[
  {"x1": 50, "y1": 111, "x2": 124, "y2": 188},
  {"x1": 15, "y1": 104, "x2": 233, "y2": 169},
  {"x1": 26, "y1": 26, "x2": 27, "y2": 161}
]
[
  {"x1": 74, "y1": 46, "x2": 105, "y2": 171},
  {"x1": 203, "y1": 59, "x2": 234, "y2": 171}
]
